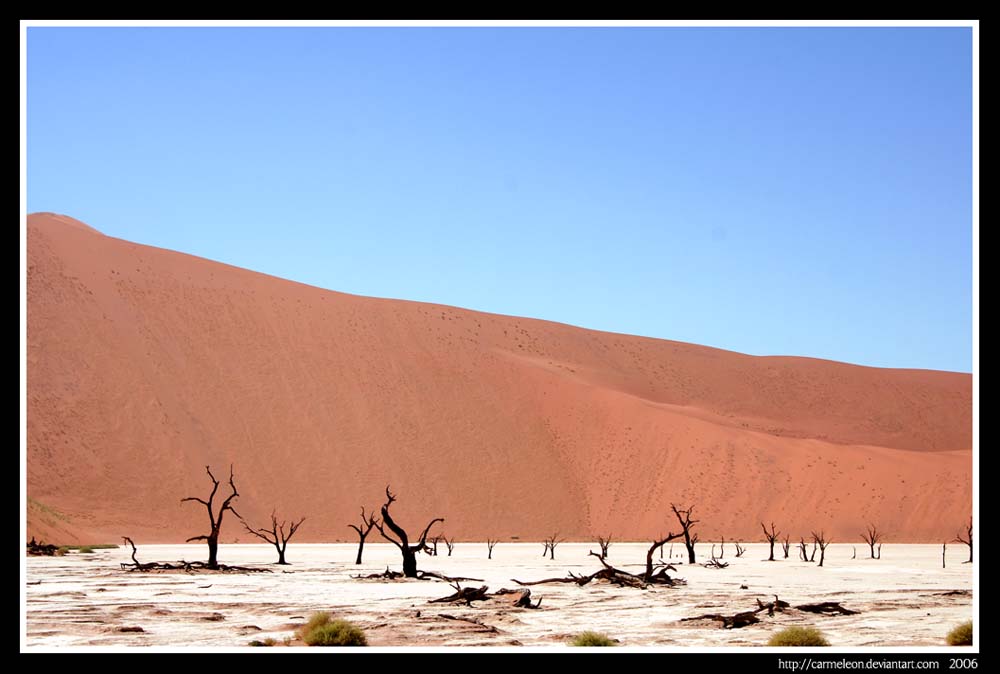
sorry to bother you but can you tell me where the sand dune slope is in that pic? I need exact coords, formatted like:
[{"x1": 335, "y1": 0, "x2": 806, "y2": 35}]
[{"x1": 25, "y1": 213, "x2": 972, "y2": 545}]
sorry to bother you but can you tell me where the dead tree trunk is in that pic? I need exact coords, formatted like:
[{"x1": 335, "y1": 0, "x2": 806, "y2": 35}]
[
  {"x1": 596, "y1": 535, "x2": 612, "y2": 560},
  {"x1": 240, "y1": 510, "x2": 305, "y2": 564},
  {"x1": 734, "y1": 542, "x2": 746, "y2": 557},
  {"x1": 543, "y1": 533, "x2": 562, "y2": 560},
  {"x1": 942, "y1": 542, "x2": 947, "y2": 568},
  {"x1": 719, "y1": 536, "x2": 725, "y2": 559},
  {"x1": 181, "y1": 465, "x2": 240, "y2": 570},
  {"x1": 798, "y1": 538, "x2": 809, "y2": 561},
  {"x1": 429, "y1": 536, "x2": 440, "y2": 556},
  {"x1": 645, "y1": 532, "x2": 683, "y2": 581},
  {"x1": 782, "y1": 535, "x2": 790, "y2": 559},
  {"x1": 812, "y1": 531, "x2": 830, "y2": 567},
  {"x1": 861, "y1": 524, "x2": 884, "y2": 560},
  {"x1": 487, "y1": 539, "x2": 498, "y2": 559},
  {"x1": 852, "y1": 546, "x2": 856, "y2": 559},
  {"x1": 955, "y1": 517, "x2": 973, "y2": 563},
  {"x1": 120, "y1": 537, "x2": 152, "y2": 570},
  {"x1": 373, "y1": 486, "x2": 443, "y2": 578},
  {"x1": 348, "y1": 507, "x2": 379, "y2": 565},
  {"x1": 671, "y1": 504, "x2": 699, "y2": 564},
  {"x1": 761, "y1": 522, "x2": 780, "y2": 561},
  {"x1": 443, "y1": 536, "x2": 455, "y2": 557}
]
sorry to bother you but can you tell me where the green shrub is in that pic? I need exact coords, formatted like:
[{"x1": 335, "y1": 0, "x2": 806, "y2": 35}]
[
  {"x1": 298, "y1": 612, "x2": 331, "y2": 639},
  {"x1": 77, "y1": 546, "x2": 95, "y2": 554},
  {"x1": 248, "y1": 638, "x2": 277, "y2": 647},
  {"x1": 767, "y1": 626, "x2": 830, "y2": 647},
  {"x1": 304, "y1": 619, "x2": 368, "y2": 647},
  {"x1": 570, "y1": 631, "x2": 616, "y2": 647},
  {"x1": 946, "y1": 621, "x2": 972, "y2": 646}
]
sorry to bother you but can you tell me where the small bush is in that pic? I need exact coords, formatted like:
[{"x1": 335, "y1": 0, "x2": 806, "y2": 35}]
[
  {"x1": 298, "y1": 611, "x2": 331, "y2": 639},
  {"x1": 248, "y1": 638, "x2": 277, "y2": 647},
  {"x1": 946, "y1": 621, "x2": 972, "y2": 646},
  {"x1": 768, "y1": 626, "x2": 830, "y2": 647},
  {"x1": 304, "y1": 620, "x2": 368, "y2": 647},
  {"x1": 77, "y1": 546, "x2": 95, "y2": 554},
  {"x1": 570, "y1": 631, "x2": 616, "y2": 647}
]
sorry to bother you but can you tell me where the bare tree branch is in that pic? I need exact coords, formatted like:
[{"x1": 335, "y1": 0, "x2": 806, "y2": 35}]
[
  {"x1": 180, "y1": 464, "x2": 239, "y2": 569},
  {"x1": 761, "y1": 522, "x2": 780, "y2": 561}
]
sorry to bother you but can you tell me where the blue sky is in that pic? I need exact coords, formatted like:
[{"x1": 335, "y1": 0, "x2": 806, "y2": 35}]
[{"x1": 25, "y1": 26, "x2": 974, "y2": 372}]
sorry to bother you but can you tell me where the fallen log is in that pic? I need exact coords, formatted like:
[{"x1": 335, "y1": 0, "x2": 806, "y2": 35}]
[
  {"x1": 353, "y1": 566, "x2": 405, "y2": 580},
  {"x1": 795, "y1": 602, "x2": 859, "y2": 616},
  {"x1": 430, "y1": 582, "x2": 491, "y2": 606},
  {"x1": 120, "y1": 537, "x2": 270, "y2": 573},
  {"x1": 681, "y1": 611, "x2": 761, "y2": 629},
  {"x1": 493, "y1": 588, "x2": 542, "y2": 609}
]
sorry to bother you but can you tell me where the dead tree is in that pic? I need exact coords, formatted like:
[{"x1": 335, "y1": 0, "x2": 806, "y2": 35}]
[
  {"x1": 120, "y1": 537, "x2": 156, "y2": 570},
  {"x1": 644, "y1": 533, "x2": 684, "y2": 582},
  {"x1": 942, "y1": 542, "x2": 947, "y2": 568},
  {"x1": 852, "y1": 546, "x2": 856, "y2": 560},
  {"x1": 955, "y1": 517, "x2": 973, "y2": 563},
  {"x1": 596, "y1": 535, "x2": 612, "y2": 560},
  {"x1": 347, "y1": 507, "x2": 379, "y2": 565},
  {"x1": 120, "y1": 535, "x2": 268, "y2": 573},
  {"x1": 796, "y1": 601, "x2": 858, "y2": 615},
  {"x1": 761, "y1": 522, "x2": 780, "y2": 561},
  {"x1": 734, "y1": 542, "x2": 747, "y2": 557},
  {"x1": 719, "y1": 536, "x2": 725, "y2": 558},
  {"x1": 443, "y1": 536, "x2": 455, "y2": 557},
  {"x1": 240, "y1": 511, "x2": 305, "y2": 565},
  {"x1": 487, "y1": 538, "x2": 499, "y2": 559},
  {"x1": 26, "y1": 538, "x2": 59, "y2": 556},
  {"x1": 670, "y1": 504, "x2": 699, "y2": 563},
  {"x1": 428, "y1": 535, "x2": 441, "y2": 556},
  {"x1": 373, "y1": 486, "x2": 443, "y2": 578},
  {"x1": 811, "y1": 531, "x2": 830, "y2": 567},
  {"x1": 781, "y1": 535, "x2": 790, "y2": 559},
  {"x1": 181, "y1": 465, "x2": 240, "y2": 569},
  {"x1": 861, "y1": 524, "x2": 884, "y2": 559},
  {"x1": 430, "y1": 581, "x2": 490, "y2": 606},
  {"x1": 542, "y1": 533, "x2": 562, "y2": 560},
  {"x1": 798, "y1": 538, "x2": 809, "y2": 561}
]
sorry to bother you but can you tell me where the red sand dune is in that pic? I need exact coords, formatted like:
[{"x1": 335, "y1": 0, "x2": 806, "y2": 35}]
[{"x1": 25, "y1": 212, "x2": 972, "y2": 545}]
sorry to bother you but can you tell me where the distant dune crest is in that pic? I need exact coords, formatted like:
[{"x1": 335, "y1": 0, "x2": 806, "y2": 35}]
[{"x1": 25, "y1": 213, "x2": 971, "y2": 544}]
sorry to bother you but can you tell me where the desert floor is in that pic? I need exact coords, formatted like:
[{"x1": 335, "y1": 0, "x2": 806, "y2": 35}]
[{"x1": 24, "y1": 542, "x2": 973, "y2": 649}]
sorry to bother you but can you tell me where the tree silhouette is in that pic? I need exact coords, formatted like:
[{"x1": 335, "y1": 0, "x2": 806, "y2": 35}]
[
  {"x1": 373, "y1": 486, "x2": 443, "y2": 578},
  {"x1": 181, "y1": 465, "x2": 240, "y2": 569},
  {"x1": 954, "y1": 517, "x2": 973, "y2": 563},
  {"x1": 761, "y1": 522, "x2": 780, "y2": 561},
  {"x1": 861, "y1": 524, "x2": 884, "y2": 559},
  {"x1": 347, "y1": 507, "x2": 379, "y2": 565},
  {"x1": 241, "y1": 510, "x2": 305, "y2": 565},
  {"x1": 671, "y1": 504, "x2": 699, "y2": 563}
]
